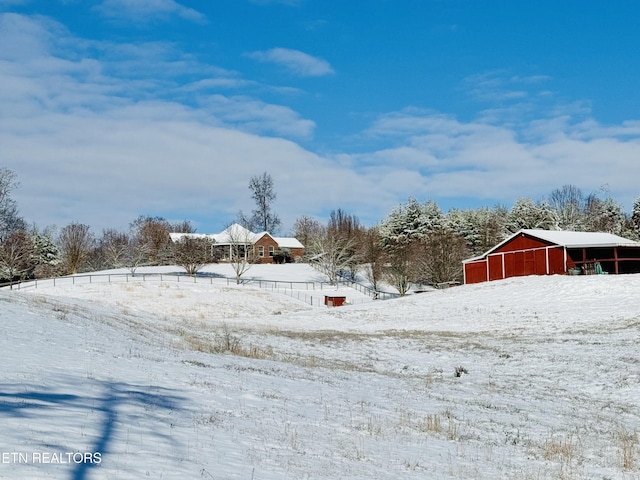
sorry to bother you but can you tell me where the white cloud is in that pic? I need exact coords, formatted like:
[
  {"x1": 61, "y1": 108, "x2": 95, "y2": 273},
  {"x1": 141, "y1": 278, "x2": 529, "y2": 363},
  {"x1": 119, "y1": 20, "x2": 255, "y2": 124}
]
[
  {"x1": 197, "y1": 95, "x2": 315, "y2": 139},
  {"x1": 2, "y1": 12, "x2": 640, "y2": 236},
  {"x1": 246, "y1": 48, "x2": 334, "y2": 77},
  {"x1": 463, "y1": 71, "x2": 551, "y2": 104},
  {"x1": 360, "y1": 108, "x2": 640, "y2": 210},
  {"x1": 95, "y1": 0, "x2": 206, "y2": 23}
]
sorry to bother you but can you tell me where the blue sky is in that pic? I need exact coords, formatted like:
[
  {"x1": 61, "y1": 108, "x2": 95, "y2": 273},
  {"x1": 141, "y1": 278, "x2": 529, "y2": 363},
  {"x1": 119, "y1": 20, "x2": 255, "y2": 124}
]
[{"x1": 1, "y1": 0, "x2": 640, "y2": 234}]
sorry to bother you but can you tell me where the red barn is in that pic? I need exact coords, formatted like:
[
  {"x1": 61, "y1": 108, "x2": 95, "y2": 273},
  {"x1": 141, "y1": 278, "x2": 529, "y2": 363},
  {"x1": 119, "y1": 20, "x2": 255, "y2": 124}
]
[{"x1": 463, "y1": 229, "x2": 640, "y2": 284}]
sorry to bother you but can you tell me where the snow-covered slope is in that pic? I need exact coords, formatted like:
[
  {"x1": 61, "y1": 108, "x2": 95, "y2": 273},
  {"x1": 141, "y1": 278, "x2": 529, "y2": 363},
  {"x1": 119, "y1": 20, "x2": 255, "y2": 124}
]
[{"x1": 1, "y1": 266, "x2": 639, "y2": 479}]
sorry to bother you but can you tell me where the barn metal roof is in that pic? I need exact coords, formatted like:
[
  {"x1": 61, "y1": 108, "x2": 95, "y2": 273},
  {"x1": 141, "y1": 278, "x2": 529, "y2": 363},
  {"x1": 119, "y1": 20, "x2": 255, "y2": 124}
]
[
  {"x1": 518, "y1": 229, "x2": 640, "y2": 248},
  {"x1": 464, "y1": 229, "x2": 640, "y2": 263}
]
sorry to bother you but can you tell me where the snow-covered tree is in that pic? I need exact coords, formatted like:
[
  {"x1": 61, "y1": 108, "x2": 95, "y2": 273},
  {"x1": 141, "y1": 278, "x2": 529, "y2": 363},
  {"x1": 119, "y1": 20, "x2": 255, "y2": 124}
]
[
  {"x1": 507, "y1": 198, "x2": 558, "y2": 233},
  {"x1": 308, "y1": 231, "x2": 357, "y2": 286},
  {"x1": 31, "y1": 227, "x2": 61, "y2": 278},
  {"x1": 630, "y1": 197, "x2": 640, "y2": 238},
  {"x1": 224, "y1": 224, "x2": 257, "y2": 284},
  {"x1": 548, "y1": 184, "x2": 586, "y2": 231},
  {"x1": 379, "y1": 198, "x2": 443, "y2": 246},
  {"x1": 585, "y1": 196, "x2": 626, "y2": 234},
  {"x1": 445, "y1": 206, "x2": 508, "y2": 255},
  {"x1": 0, "y1": 230, "x2": 36, "y2": 284},
  {"x1": 327, "y1": 209, "x2": 364, "y2": 280},
  {"x1": 0, "y1": 168, "x2": 26, "y2": 242}
]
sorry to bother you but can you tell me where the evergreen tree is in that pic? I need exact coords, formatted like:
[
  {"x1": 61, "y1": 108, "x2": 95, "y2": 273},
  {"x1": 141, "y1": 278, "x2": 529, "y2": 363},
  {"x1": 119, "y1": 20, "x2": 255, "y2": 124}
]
[
  {"x1": 507, "y1": 198, "x2": 558, "y2": 233},
  {"x1": 631, "y1": 197, "x2": 640, "y2": 238},
  {"x1": 31, "y1": 227, "x2": 61, "y2": 278}
]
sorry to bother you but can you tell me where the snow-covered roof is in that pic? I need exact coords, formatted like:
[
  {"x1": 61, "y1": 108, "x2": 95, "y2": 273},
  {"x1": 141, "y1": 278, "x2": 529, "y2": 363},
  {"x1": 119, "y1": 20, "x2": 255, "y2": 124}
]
[
  {"x1": 464, "y1": 229, "x2": 640, "y2": 263},
  {"x1": 169, "y1": 232, "x2": 214, "y2": 242},
  {"x1": 519, "y1": 229, "x2": 640, "y2": 248},
  {"x1": 170, "y1": 224, "x2": 304, "y2": 248},
  {"x1": 271, "y1": 237, "x2": 304, "y2": 249}
]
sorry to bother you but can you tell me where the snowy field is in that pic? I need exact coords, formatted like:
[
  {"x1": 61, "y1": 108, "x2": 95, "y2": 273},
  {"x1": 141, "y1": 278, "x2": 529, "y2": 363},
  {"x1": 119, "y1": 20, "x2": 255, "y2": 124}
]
[{"x1": 1, "y1": 263, "x2": 640, "y2": 479}]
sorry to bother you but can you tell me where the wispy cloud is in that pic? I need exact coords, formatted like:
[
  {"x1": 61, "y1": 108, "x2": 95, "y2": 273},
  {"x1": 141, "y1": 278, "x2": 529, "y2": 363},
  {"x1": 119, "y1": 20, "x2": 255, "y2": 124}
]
[
  {"x1": 95, "y1": 0, "x2": 206, "y2": 24},
  {"x1": 360, "y1": 107, "x2": 640, "y2": 209},
  {"x1": 0, "y1": 13, "x2": 370, "y2": 231},
  {"x1": 246, "y1": 48, "x2": 334, "y2": 77},
  {"x1": 463, "y1": 70, "x2": 551, "y2": 104}
]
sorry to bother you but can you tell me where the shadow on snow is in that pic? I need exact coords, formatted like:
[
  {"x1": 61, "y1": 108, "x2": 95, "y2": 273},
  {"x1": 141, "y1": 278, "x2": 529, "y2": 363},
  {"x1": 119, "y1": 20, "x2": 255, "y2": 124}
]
[{"x1": 0, "y1": 378, "x2": 186, "y2": 480}]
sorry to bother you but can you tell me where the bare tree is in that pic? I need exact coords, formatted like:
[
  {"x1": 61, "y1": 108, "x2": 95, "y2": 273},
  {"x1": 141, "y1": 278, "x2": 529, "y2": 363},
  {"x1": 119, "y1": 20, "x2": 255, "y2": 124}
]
[
  {"x1": 308, "y1": 231, "x2": 357, "y2": 286},
  {"x1": 548, "y1": 185, "x2": 585, "y2": 230},
  {"x1": 225, "y1": 224, "x2": 257, "y2": 284},
  {"x1": 0, "y1": 230, "x2": 36, "y2": 285},
  {"x1": 383, "y1": 241, "x2": 422, "y2": 296},
  {"x1": 292, "y1": 215, "x2": 324, "y2": 250},
  {"x1": 130, "y1": 215, "x2": 172, "y2": 264},
  {"x1": 171, "y1": 236, "x2": 216, "y2": 275},
  {"x1": 58, "y1": 223, "x2": 94, "y2": 274},
  {"x1": 0, "y1": 168, "x2": 26, "y2": 242},
  {"x1": 327, "y1": 209, "x2": 364, "y2": 280},
  {"x1": 418, "y1": 231, "x2": 469, "y2": 285},
  {"x1": 96, "y1": 228, "x2": 130, "y2": 269},
  {"x1": 122, "y1": 237, "x2": 151, "y2": 275},
  {"x1": 360, "y1": 226, "x2": 385, "y2": 293},
  {"x1": 238, "y1": 172, "x2": 281, "y2": 233},
  {"x1": 170, "y1": 220, "x2": 196, "y2": 234}
]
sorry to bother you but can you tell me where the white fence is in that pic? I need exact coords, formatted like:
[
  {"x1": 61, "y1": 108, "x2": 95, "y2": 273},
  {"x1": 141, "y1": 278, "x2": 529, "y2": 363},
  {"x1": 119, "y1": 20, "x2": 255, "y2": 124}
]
[{"x1": 2, "y1": 272, "x2": 385, "y2": 307}]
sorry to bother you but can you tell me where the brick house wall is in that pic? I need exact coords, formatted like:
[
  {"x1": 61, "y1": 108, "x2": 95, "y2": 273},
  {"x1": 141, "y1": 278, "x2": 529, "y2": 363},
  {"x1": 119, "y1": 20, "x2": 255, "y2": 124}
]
[{"x1": 253, "y1": 234, "x2": 280, "y2": 264}]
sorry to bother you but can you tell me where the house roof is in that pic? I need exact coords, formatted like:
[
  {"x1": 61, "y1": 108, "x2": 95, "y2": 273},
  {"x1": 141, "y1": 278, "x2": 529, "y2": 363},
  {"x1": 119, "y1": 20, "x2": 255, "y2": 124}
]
[
  {"x1": 464, "y1": 229, "x2": 640, "y2": 263},
  {"x1": 170, "y1": 224, "x2": 305, "y2": 248},
  {"x1": 271, "y1": 236, "x2": 304, "y2": 249}
]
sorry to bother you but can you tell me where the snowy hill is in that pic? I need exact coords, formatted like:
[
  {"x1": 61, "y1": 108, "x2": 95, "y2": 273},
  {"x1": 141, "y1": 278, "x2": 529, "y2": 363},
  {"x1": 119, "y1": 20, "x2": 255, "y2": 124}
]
[{"x1": 1, "y1": 265, "x2": 639, "y2": 479}]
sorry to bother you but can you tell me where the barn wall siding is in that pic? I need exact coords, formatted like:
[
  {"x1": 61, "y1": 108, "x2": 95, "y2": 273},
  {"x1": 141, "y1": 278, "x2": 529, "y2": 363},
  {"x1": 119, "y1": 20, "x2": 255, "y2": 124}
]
[
  {"x1": 464, "y1": 231, "x2": 640, "y2": 284},
  {"x1": 464, "y1": 243, "x2": 568, "y2": 284},
  {"x1": 464, "y1": 260, "x2": 488, "y2": 284}
]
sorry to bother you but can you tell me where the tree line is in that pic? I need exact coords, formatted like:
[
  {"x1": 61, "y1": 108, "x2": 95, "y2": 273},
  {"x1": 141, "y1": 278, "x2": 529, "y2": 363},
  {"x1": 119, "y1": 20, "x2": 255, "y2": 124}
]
[
  {"x1": 2, "y1": 166, "x2": 640, "y2": 292},
  {"x1": 0, "y1": 170, "x2": 284, "y2": 285},
  {"x1": 296, "y1": 185, "x2": 640, "y2": 294}
]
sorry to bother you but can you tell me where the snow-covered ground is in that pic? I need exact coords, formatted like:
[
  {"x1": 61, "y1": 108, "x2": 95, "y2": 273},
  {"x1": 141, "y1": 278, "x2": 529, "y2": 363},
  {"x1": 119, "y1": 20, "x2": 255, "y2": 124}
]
[{"x1": 1, "y1": 264, "x2": 640, "y2": 479}]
